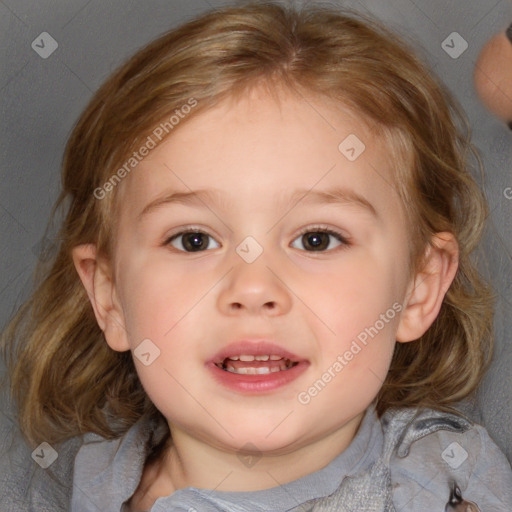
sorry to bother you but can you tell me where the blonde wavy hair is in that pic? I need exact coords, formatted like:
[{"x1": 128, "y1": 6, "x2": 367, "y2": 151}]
[{"x1": 1, "y1": 1, "x2": 493, "y2": 448}]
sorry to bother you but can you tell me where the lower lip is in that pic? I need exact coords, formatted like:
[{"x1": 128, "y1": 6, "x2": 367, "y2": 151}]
[{"x1": 206, "y1": 361, "x2": 309, "y2": 393}]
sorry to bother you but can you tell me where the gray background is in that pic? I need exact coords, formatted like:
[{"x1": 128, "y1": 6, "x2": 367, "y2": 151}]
[{"x1": 1, "y1": 0, "x2": 511, "y2": 467}]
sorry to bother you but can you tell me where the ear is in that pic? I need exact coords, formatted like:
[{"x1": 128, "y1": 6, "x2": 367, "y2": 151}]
[
  {"x1": 71, "y1": 244, "x2": 130, "y2": 352},
  {"x1": 396, "y1": 232, "x2": 459, "y2": 343}
]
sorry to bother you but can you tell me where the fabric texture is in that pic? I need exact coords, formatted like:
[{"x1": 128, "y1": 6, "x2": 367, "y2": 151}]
[
  {"x1": 64, "y1": 403, "x2": 512, "y2": 512},
  {"x1": 0, "y1": 412, "x2": 82, "y2": 511}
]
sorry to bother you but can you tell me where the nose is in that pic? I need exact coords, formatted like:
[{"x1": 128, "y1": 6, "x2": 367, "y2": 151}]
[{"x1": 217, "y1": 256, "x2": 293, "y2": 317}]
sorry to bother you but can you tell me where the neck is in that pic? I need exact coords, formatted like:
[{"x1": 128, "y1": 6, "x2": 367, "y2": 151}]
[{"x1": 157, "y1": 412, "x2": 364, "y2": 493}]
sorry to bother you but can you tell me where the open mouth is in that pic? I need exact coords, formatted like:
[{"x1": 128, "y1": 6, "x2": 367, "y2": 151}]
[
  {"x1": 209, "y1": 343, "x2": 308, "y2": 392},
  {"x1": 215, "y1": 354, "x2": 299, "y2": 375}
]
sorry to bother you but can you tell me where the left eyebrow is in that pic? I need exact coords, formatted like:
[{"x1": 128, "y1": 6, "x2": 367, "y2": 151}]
[{"x1": 286, "y1": 186, "x2": 378, "y2": 218}]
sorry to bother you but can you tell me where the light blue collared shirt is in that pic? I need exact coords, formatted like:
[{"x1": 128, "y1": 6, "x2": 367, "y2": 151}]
[{"x1": 69, "y1": 403, "x2": 512, "y2": 511}]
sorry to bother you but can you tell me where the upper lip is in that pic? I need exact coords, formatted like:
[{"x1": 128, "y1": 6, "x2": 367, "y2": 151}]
[{"x1": 210, "y1": 340, "x2": 306, "y2": 365}]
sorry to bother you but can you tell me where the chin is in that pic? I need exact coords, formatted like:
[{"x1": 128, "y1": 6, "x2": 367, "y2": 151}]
[{"x1": 220, "y1": 421, "x2": 313, "y2": 456}]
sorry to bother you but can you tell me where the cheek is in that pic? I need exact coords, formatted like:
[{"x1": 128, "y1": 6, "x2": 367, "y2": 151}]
[
  {"x1": 302, "y1": 251, "x2": 404, "y2": 384},
  {"x1": 310, "y1": 254, "x2": 402, "y2": 330},
  {"x1": 116, "y1": 261, "x2": 213, "y2": 423},
  {"x1": 118, "y1": 256, "x2": 212, "y2": 340}
]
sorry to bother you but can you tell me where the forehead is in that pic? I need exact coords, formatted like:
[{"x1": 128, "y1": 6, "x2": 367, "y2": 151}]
[{"x1": 116, "y1": 88, "x2": 403, "y2": 219}]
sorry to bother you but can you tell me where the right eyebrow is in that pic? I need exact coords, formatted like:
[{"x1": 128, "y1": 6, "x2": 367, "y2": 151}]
[{"x1": 137, "y1": 189, "x2": 222, "y2": 222}]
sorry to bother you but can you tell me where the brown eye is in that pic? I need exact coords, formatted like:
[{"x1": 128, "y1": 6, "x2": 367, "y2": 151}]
[
  {"x1": 291, "y1": 229, "x2": 347, "y2": 252},
  {"x1": 167, "y1": 231, "x2": 220, "y2": 252},
  {"x1": 302, "y1": 232, "x2": 330, "y2": 251}
]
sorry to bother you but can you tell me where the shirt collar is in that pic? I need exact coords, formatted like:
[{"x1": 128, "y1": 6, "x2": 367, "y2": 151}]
[{"x1": 72, "y1": 402, "x2": 383, "y2": 511}]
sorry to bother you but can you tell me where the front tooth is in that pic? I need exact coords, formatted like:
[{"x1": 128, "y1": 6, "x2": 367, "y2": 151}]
[
  {"x1": 223, "y1": 364, "x2": 290, "y2": 375},
  {"x1": 255, "y1": 355, "x2": 270, "y2": 361},
  {"x1": 226, "y1": 366, "x2": 273, "y2": 375},
  {"x1": 239, "y1": 355, "x2": 255, "y2": 362},
  {"x1": 237, "y1": 367, "x2": 257, "y2": 374}
]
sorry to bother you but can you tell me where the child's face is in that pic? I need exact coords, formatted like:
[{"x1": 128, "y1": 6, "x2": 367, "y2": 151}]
[{"x1": 109, "y1": 87, "x2": 413, "y2": 455}]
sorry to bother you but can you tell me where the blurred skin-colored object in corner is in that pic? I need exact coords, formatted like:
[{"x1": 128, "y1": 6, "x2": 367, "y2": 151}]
[{"x1": 474, "y1": 23, "x2": 512, "y2": 129}]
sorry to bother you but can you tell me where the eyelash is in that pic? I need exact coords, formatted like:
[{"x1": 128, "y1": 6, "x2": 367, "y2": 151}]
[
  {"x1": 163, "y1": 225, "x2": 351, "y2": 253},
  {"x1": 163, "y1": 226, "x2": 218, "y2": 252},
  {"x1": 293, "y1": 225, "x2": 350, "y2": 252}
]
